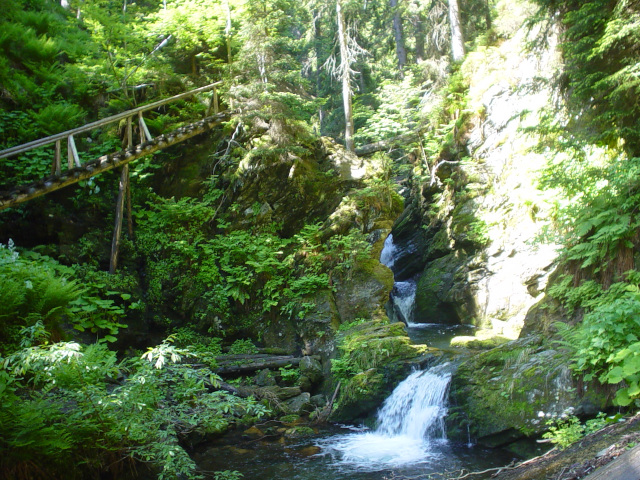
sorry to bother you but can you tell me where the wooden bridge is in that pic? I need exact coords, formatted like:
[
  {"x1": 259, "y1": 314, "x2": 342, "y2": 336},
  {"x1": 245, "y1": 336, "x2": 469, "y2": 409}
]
[{"x1": 0, "y1": 82, "x2": 228, "y2": 272}]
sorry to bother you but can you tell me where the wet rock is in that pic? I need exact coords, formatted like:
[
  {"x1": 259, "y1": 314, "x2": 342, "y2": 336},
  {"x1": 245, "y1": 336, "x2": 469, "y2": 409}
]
[
  {"x1": 334, "y1": 258, "x2": 394, "y2": 322},
  {"x1": 259, "y1": 386, "x2": 302, "y2": 401},
  {"x1": 279, "y1": 414, "x2": 302, "y2": 426},
  {"x1": 297, "y1": 375, "x2": 312, "y2": 392},
  {"x1": 284, "y1": 392, "x2": 313, "y2": 415},
  {"x1": 447, "y1": 336, "x2": 610, "y2": 448},
  {"x1": 255, "y1": 369, "x2": 277, "y2": 386},
  {"x1": 243, "y1": 426, "x2": 264, "y2": 437},
  {"x1": 283, "y1": 425, "x2": 316, "y2": 439},
  {"x1": 299, "y1": 356, "x2": 323, "y2": 384},
  {"x1": 310, "y1": 394, "x2": 327, "y2": 408}
]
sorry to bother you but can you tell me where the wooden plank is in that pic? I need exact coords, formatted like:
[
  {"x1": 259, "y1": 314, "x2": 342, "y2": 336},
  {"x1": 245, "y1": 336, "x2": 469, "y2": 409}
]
[
  {"x1": 53, "y1": 139, "x2": 61, "y2": 175},
  {"x1": 68, "y1": 135, "x2": 81, "y2": 168},
  {"x1": 582, "y1": 444, "x2": 640, "y2": 480},
  {"x1": 213, "y1": 87, "x2": 219, "y2": 114},
  {"x1": 126, "y1": 116, "x2": 133, "y2": 149},
  {"x1": 0, "y1": 82, "x2": 222, "y2": 159},
  {"x1": 138, "y1": 112, "x2": 153, "y2": 142},
  {"x1": 109, "y1": 164, "x2": 129, "y2": 274},
  {"x1": 0, "y1": 113, "x2": 229, "y2": 210}
]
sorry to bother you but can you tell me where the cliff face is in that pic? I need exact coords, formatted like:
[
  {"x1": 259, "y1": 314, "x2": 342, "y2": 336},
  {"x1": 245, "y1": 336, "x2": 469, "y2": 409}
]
[
  {"x1": 398, "y1": 0, "x2": 561, "y2": 339},
  {"x1": 389, "y1": 0, "x2": 612, "y2": 449}
]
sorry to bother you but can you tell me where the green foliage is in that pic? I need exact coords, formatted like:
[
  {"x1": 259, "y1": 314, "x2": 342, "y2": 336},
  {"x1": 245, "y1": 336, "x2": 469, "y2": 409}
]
[
  {"x1": 229, "y1": 339, "x2": 259, "y2": 355},
  {"x1": 532, "y1": 0, "x2": 640, "y2": 155},
  {"x1": 214, "y1": 471, "x2": 244, "y2": 480},
  {"x1": 542, "y1": 415, "x2": 584, "y2": 449},
  {"x1": 354, "y1": 74, "x2": 426, "y2": 145},
  {"x1": 0, "y1": 241, "x2": 135, "y2": 348},
  {"x1": 556, "y1": 290, "x2": 640, "y2": 406},
  {"x1": 0, "y1": 241, "x2": 81, "y2": 348},
  {"x1": 0, "y1": 338, "x2": 269, "y2": 479},
  {"x1": 542, "y1": 413, "x2": 615, "y2": 449},
  {"x1": 278, "y1": 365, "x2": 300, "y2": 384},
  {"x1": 135, "y1": 190, "x2": 372, "y2": 333}
]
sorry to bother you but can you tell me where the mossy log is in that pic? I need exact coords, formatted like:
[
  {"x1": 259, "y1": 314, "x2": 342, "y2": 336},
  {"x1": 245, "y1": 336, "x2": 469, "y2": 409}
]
[
  {"x1": 214, "y1": 355, "x2": 321, "y2": 376},
  {"x1": 354, "y1": 132, "x2": 419, "y2": 156}
]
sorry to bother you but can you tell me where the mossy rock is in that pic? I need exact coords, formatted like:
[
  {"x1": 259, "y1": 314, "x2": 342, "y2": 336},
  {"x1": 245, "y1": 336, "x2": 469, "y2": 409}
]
[
  {"x1": 330, "y1": 319, "x2": 424, "y2": 421},
  {"x1": 334, "y1": 258, "x2": 395, "y2": 322},
  {"x1": 284, "y1": 426, "x2": 316, "y2": 439},
  {"x1": 279, "y1": 414, "x2": 302, "y2": 426},
  {"x1": 450, "y1": 334, "x2": 511, "y2": 349},
  {"x1": 447, "y1": 336, "x2": 610, "y2": 448},
  {"x1": 414, "y1": 255, "x2": 461, "y2": 325}
]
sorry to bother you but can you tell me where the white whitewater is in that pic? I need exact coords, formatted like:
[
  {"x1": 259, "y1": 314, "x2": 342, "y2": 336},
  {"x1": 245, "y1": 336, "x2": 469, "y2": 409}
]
[
  {"x1": 318, "y1": 365, "x2": 452, "y2": 470},
  {"x1": 392, "y1": 280, "x2": 417, "y2": 326},
  {"x1": 380, "y1": 234, "x2": 418, "y2": 325},
  {"x1": 380, "y1": 234, "x2": 396, "y2": 268}
]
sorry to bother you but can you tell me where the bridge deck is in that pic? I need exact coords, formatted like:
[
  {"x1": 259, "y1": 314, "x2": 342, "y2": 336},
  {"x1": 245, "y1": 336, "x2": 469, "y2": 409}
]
[{"x1": 0, "y1": 112, "x2": 228, "y2": 211}]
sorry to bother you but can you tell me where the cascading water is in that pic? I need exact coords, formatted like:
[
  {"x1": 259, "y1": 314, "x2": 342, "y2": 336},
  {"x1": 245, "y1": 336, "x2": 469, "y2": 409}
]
[
  {"x1": 391, "y1": 280, "x2": 417, "y2": 325},
  {"x1": 380, "y1": 234, "x2": 419, "y2": 326},
  {"x1": 318, "y1": 364, "x2": 453, "y2": 470},
  {"x1": 379, "y1": 234, "x2": 397, "y2": 268}
]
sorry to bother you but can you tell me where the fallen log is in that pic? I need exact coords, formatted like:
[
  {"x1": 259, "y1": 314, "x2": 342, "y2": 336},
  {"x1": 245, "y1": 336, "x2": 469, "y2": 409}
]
[
  {"x1": 214, "y1": 355, "x2": 320, "y2": 376},
  {"x1": 354, "y1": 131, "x2": 420, "y2": 156}
]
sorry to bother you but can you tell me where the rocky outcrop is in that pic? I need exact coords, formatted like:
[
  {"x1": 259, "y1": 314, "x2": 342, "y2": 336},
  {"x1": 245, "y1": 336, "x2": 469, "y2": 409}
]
[
  {"x1": 447, "y1": 335, "x2": 609, "y2": 450},
  {"x1": 397, "y1": 0, "x2": 560, "y2": 339},
  {"x1": 389, "y1": 0, "x2": 615, "y2": 452}
]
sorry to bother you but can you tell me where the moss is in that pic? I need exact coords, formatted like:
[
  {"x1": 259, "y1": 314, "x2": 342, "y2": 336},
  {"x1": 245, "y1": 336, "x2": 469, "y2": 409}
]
[
  {"x1": 330, "y1": 319, "x2": 424, "y2": 421},
  {"x1": 284, "y1": 426, "x2": 316, "y2": 438},
  {"x1": 450, "y1": 335, "x2": 511, "y2": 349},
  {"x1": 279, "y1": 414, "x2": 302, "y2": 425},
  {"x1": 448, "y1": 336, "x2": 610, "y2": 447}
]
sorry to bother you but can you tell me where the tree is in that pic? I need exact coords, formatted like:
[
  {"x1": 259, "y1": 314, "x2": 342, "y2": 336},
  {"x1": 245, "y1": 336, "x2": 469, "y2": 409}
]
[
  {"x1": 448, "y1": 0, "x2": 465, "y2": 62},
  {"x1": 390, "y1": 0, "x2": 407, "y2": 75},
  {"x1": 336, "y1": 0, "x2": 355, "y2": 152}
]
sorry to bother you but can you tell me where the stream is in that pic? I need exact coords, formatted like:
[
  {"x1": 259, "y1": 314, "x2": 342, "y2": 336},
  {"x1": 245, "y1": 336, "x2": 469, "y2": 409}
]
[
  {"x1": 194, "y1": 344, "x2": 513, "y2": 479},
  {"x1": 194, "y1": 235, "x2": 514, "y2": 478}
]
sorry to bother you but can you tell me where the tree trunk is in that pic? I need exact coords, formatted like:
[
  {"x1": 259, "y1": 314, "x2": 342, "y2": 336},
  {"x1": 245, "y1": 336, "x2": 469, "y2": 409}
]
[
  {"x1": 214, "y1": 355, "x2": 314, "y2": 375},
  {"x1": 448, "y1": 0, "x2": 465, "y2": 62},
  {"x1": 413, "y1": 8, "x2": 426, "y2": 62},
  {"x1": 354, "y1": 131, "x2": 419, "y2": 156},
  {"x1": 313, "y1": 9, "x2": 324, "y2": 135},
  {"x1": 337, "y1": 0, "x2": 355, "y2": 152},
  {"x1": 390, "y1": 0, "x2": 407, "y2": 75}
]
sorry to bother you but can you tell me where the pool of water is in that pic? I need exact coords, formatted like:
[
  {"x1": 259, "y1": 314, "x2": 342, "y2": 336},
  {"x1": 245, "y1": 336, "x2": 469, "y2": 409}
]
[
  {"x1": 194, "y1": 424, "x2": 515, "y2": 480},
  {"x1": 406, "y1": 323, "x2": 477, "y2": 349}
]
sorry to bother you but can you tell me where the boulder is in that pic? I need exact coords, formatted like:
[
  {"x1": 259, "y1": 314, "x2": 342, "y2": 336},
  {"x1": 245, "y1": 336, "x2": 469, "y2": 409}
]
[
  {"x1": 299, "y1": 356, "x2": 323, "y2": 384},
  {"x1": 284, "y1": 392, "x2": 313, "y2": 415},
  {"x1": 447, "y1": 336, "x2": 610, "y2": 448}
]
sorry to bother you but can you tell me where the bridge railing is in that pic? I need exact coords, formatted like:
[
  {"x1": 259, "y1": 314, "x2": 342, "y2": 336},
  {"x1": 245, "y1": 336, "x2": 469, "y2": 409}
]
[{"x1": 0, "y1": 82, "x2": 222, "y2": 175}]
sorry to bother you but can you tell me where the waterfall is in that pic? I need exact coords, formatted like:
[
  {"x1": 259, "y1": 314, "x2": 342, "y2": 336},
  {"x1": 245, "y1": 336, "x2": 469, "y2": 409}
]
[
  {"x1": 380, "y1": 234, "x2": 396, "y2": 268},
  {"x1": 381, "y1": 234, "x2": 419, "y2": 326},
  {"x1": 318, "y1": 364, "x2": 452, "y2": 470},
  {"x1": 391, "y1": 280, "x2": 417, "y2": 326},
  {"x1": 376, "y1": 367, "x2": 450, "y2": 440}
]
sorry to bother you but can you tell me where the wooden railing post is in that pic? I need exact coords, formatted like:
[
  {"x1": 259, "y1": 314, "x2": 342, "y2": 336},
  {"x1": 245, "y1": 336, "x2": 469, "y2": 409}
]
[
  {"x1": 52, "y1": 139, "x2": 62, "y2": 175},
  {"x1": 109, "y1": 116, "x2": 133, "y2": 274},
  {"x1": 207, "y1": 87, "x2": 219, "y2": 116},
  {"x1": 68, "y1": 135, "x2": 81, "y2": 168},
  {"x1": 138, "y1": 112, "x2": 153, "y2": 142}
]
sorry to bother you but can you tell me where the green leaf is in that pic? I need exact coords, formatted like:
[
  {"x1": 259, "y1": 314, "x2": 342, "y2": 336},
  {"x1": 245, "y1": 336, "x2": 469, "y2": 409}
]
[{"x1": 614, "y1": 388, "x2": 633, "y2": 406}]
